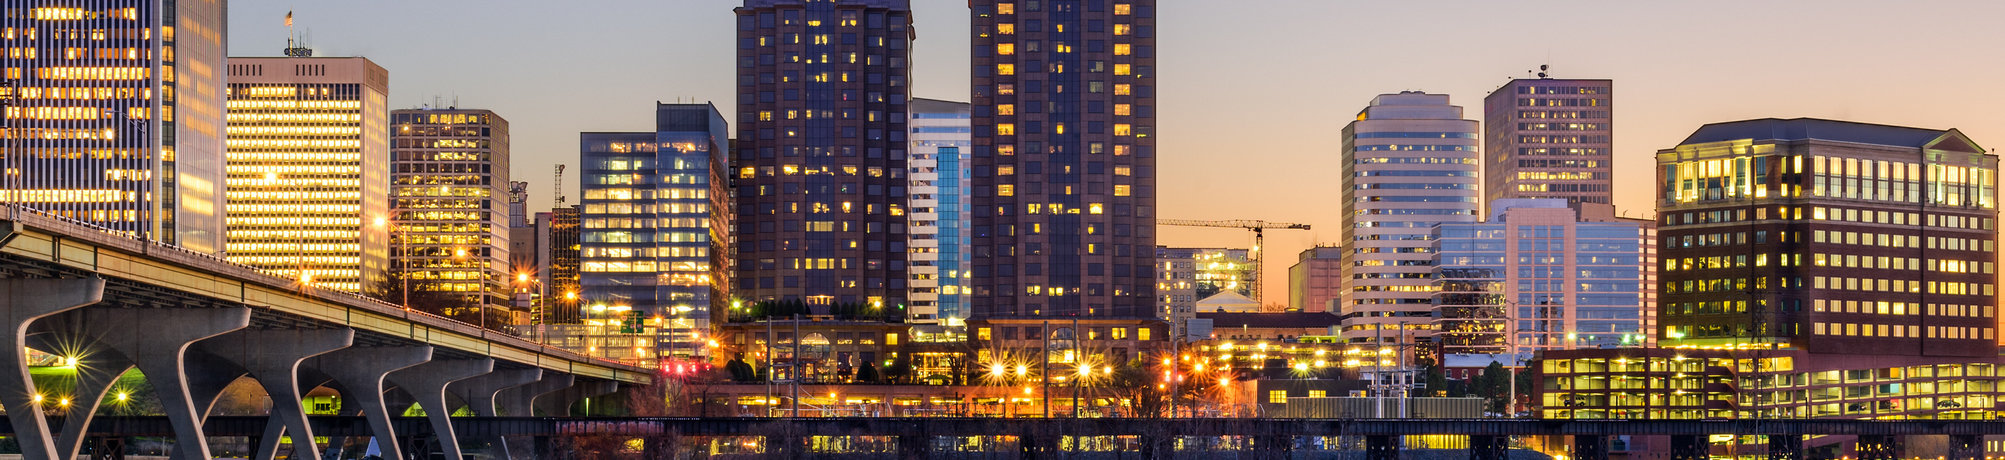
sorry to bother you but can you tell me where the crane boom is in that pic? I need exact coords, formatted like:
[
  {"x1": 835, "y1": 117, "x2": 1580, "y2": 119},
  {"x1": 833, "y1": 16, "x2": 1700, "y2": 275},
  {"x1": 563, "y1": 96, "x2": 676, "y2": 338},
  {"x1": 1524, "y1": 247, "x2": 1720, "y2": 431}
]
[{"x1": 1156, "y1": 219, "x2": 1312, "y2": 303}]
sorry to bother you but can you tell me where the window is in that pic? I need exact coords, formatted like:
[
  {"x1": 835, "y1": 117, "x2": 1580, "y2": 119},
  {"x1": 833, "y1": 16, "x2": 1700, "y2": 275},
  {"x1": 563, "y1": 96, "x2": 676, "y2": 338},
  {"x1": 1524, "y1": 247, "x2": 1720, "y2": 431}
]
[
  {"x1": 1138, "y1": 328, "x2": 1151, "y2": 340},
  {"x1": 997, "y1": 64, "x2": 1015, "y2": 76},
  {"x1": 1114, "y1": 84, "x2": 1131, "y2": 95},
  {"x1": 1114, "y1": 3, "x2": 1131, "y2": 15},
  {"x1": 1114, "y1": 64, "x2": 1131, "y2": 76},
  {"x1": 1309, "y1": 390, "x2": 1328, "y2": 398},
  {"x1": 1269, "y1": 390, "x2": 1288, "y2": 404},
  {"x1": 999, "y1": 185, "x2": 1015, "y2": 197},
  {"x1": 996, "y1": 123, "x2": 1016, "y2": 135},
  {"x1": 997, "y1": 43, "x2": 1015, "y2": 55},
  {"x1": 1114, "y1": 44, "x2": 1131, "y2": 56},
  {"x1": 998, "y1": 104, "x2": 1015, "y2": 116},
  {"x1": 1114, "y1": 185, "x2": 1131, "y2": 196}
]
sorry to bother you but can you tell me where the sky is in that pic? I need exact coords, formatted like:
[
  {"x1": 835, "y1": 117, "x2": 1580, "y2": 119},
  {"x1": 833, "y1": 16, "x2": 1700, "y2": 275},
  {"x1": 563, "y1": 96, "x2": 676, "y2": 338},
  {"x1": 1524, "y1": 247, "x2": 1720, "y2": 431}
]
[{"x1": 228, "y1": 1, "x2": 2005, "y2": 306}]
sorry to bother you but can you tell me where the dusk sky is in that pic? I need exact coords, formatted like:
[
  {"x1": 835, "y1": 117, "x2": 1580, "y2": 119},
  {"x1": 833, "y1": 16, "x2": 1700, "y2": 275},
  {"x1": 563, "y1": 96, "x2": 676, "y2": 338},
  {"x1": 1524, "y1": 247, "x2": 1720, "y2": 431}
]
[{"x1": 229, "y1": 1, "x2": 2005, "y2": 303}]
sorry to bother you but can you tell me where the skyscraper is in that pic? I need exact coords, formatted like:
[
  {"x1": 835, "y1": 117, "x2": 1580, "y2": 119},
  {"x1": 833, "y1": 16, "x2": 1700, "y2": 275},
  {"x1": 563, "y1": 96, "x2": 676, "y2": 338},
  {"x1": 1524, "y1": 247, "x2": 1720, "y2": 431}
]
[
  {"x1": 2, "y1": 1, "x2": 228, "y2": 253},
  {"x1": 1288, "y1": 246, "x2": 1344, "y2": 313},
  {"x1": 1338, "y1": 92, "x2": 1480, "y2": 346},
  {"x1": 970, "y1": 0, "x2": 1157, "y2": 320},
  {"x1": 390, "y1": 108, "x2": 513, "y2": 325},
  {"x1": 733, "y1": 0, "x2": 913, "y2": 312},
  {"x1": 223, "y1": 57, "x2": 390, "y2": 294},
  {"x1": 908, "y1": 98, "x2": 971, "y2": 324},
  {"x1": 540, "y1": 206, "x2": 583, "y2": 325},
  {"x1": 1482, "y1": 78, "x2": 1613, "y2": 209},
  {"x1": 578, "y1": 103, "x2": 729, "y2": 361},
  {"x1": 1656, "y1": 118, "x2": 1998, "y2": 357}
]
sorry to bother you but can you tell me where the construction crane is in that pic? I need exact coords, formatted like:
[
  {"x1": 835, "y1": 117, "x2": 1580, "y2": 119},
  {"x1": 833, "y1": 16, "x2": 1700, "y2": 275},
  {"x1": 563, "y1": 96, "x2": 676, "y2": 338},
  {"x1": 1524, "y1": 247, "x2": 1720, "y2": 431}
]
[
  {"x1": 553, "y1": 164, "x2": 567, "y2": 208},
  {"x1": 1157, "y1": 219, "x2": 1312, "y2": 303}
]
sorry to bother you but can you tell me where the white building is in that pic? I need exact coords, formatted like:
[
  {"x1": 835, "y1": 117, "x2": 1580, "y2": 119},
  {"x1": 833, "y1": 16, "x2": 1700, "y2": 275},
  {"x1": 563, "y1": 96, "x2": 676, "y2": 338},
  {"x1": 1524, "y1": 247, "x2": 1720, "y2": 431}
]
[
  {"x1": 1338, "y1": 92, "x2": 1481, "y2": 345},
  {"x1": 907, "y1": 98, "x2": 971, "y2": 324}
]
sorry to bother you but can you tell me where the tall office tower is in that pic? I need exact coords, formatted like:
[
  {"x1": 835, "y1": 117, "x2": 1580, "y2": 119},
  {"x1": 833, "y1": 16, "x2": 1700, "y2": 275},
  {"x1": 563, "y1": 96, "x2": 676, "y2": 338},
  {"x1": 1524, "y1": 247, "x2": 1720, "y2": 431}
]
[
  {"x1": 508, "y1": 181, "x2": 530, "y2": 227},
  {"x1": 908, "y1": 98, "x2": 971, "y2": 324},
  {"x1": 538, "y1": 207, "x2": 583, "y2": 325},
  {"x1": 390, "y1": 108, "x2": 513, "y2": 325},
  {"x1": 1288, "y1": 246, "x2": 1344, "y2": 313},
  {"x1": 223, "y1": 57, "x2": 389, "y2": 293},
  {"x1": 1482, "y1": 78, "x2": 1613, "y2": 209},
  {"x1": 1, "y1": 1, "x2": 227, "y2": 253},
  {"x1": 1431, "y1": 199, "x2": 1650, "y2": 357},
  {"x1": 1657, "y1": 118, "x2": 1998, "y2": 357},
  {"x1": 733, "y1": 0, "x2": 913, "y2": 312},
  {"x1": 970, "y1": 0, "x2": 1157, "y2": 319},
  {"x1": 579, "y1": 103, "x2": 728, "y2": 361},
  {"x1": 1338, "y1": 92, "x2": 1480, "y2": 346}
]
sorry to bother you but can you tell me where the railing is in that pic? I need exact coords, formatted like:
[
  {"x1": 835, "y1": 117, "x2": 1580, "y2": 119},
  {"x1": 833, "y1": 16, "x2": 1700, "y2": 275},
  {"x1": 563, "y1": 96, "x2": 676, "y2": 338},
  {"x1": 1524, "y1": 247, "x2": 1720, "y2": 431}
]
[{"x1": 0, "y1": 204, "x2": 635, "y2": 372}]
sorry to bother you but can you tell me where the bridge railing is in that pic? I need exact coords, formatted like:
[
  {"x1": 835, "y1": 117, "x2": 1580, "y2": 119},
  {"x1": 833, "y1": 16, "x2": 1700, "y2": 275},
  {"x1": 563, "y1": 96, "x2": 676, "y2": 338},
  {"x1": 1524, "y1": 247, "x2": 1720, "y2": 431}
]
[{"x1": 0, "y1": 204, "x2": 636, "y2": 373}]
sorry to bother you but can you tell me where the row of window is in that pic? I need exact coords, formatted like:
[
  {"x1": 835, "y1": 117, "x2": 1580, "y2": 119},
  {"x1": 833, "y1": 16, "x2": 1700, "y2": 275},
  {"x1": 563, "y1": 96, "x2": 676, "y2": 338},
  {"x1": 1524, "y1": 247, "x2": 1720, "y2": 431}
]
[{"x1": 1813, "y1": 322, "x2": 1993, "y2": 341}]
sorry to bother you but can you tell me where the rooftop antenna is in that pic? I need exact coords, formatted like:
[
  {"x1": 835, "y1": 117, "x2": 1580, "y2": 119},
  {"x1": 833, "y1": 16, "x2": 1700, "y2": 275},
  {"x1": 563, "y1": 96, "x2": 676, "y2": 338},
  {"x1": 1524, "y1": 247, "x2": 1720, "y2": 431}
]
[
  {"x1": 283, "y1": 11, "x2": 314, "y2": 57},
  {"x1": 1537, "y1": 64, "x2": 1550, "y2": 79}
]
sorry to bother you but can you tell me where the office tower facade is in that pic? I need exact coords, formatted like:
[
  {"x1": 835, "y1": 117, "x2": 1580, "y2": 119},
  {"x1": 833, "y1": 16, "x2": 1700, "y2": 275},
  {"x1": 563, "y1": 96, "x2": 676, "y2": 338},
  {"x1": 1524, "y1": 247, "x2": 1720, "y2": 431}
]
[
  {"x1": 970, "y1": 0, "x2": 1157, "y2": 319},
  {"x1": 1288, "y1": 246, "x2": 1344, "y2": 313},
  {"x1": 908, "y1": 98, "x2": 971, "y2": 324},
  {"x1": 1656, "y1": 118, "x2": 1998, "y2": 357},
  {"x1": 578, "y1": 103, "x2": 728, "y2": 361},
  {"x1": 223, "y1": 57, "x2": 389, "y2": 293},
  {"x1": 2, "y1": 1, "x2": 228, "y2": 252},
  {"x1": 733, "y1": 0, "x2": 913, "y2": 312},
  {"x1": 1338, "y1": 92, "x2": 1480, "y2": 345},
  {"x1": 508, "y1": 181, "x2": 530, "y2": 227},
  {"x1": 1431, "y1": 199, "x2": 1650, "y2": 357},
  {"x1": 539, "y1": 207, "x2": 583, "y2": 325},
  {"x1": 1482, "y1": 78, "x2": 1613, "y2": 208},
  {"x1": 390, "y1": 108, "x2": 513, "y2": 324}
]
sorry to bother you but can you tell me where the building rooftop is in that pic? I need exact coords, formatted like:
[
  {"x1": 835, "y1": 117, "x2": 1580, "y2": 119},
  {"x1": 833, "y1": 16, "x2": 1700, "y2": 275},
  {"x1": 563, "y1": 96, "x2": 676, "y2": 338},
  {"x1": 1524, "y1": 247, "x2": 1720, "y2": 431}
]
[
  {"x1": 1196, "y1": 311, "x2": 1343, "y2": 329},
  {"x1": 1677, "y1": 117, "x2": 1968, "y2": 149}
]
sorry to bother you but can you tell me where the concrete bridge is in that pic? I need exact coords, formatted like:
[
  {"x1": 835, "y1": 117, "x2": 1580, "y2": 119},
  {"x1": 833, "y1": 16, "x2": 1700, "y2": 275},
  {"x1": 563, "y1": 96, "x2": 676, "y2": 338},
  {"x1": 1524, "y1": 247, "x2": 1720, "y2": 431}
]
[{"x1": 0, "y1": 206, "x2": 649, "y2": 460}]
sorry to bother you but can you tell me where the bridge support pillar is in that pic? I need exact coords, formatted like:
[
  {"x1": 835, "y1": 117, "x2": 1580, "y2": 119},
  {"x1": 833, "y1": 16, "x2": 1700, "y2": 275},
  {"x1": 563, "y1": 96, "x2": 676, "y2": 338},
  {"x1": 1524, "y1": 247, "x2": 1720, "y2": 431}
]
[
  {"x1": 1948, "y1": 434, "x2": 1983, "y2": 460},
  {"x1": 499, "y1": 374, "x2": 573, "y2": 416},
  {"x1": 536, "y1": 379, "x2": 617, "y2": 416},
  {"x1": 1365, "y1": 435, "x2": 1399, "y2": 460},
  {"x1": 0, "y1": 277, "x2": 103, "y2": 460},
  {"x1": 448, "y1": 369, "x2": 541, "y2": 460},
  {"x1": 196, "y1": 328, "x2": 352, "y2": 460},
  {"x1": 307, "y1": 346, "x2": 433, "y2": 460},
  {"x1": 1669, "y1": 434, "x2": 1707, "y2": 460},
  {"x1": 388, "y1": 359, "x2": 494, "y2": 460},
  {"x1": 84, "y1": 307, "x2": 252, "y2": 460},
  {"x1": 1572, "y1": 435, "x2": 1609, "y2": 460},
  {"x1": 27, "y1": 309, "x2": 139, "y2": 460},
  {"x1": 1855, "y1": 434, "x2": 1900, "y2": 460},
  {"x1": 1768, "y1": 434, "x2": 1803, "y2": 460},
  {"x1": 1469, "y1": 435, "x2": 1509, "y2": 460}
]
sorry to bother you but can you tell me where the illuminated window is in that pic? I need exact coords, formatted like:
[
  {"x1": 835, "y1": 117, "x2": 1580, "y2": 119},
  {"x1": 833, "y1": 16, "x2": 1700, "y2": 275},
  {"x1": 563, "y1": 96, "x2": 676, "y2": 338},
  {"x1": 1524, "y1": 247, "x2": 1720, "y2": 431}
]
[
  {"x1": 1114, "y1": 166, "x2": 1131, "y2": 176},
  {"x1": 1114, "y1": 64, "x2": 1131, "y2": 76},
  {"x1": 1114, "y1": 84, "x2": 1131, "y2": 96},
  {"x1": 1114, "y1": 24, "x2": 1131, "y2": 35},
  {"x1": 998, "y1": 185, "x2": 1015, "y2": 197},
  {"x1": 998, "y1": 165, "x2": 1016, "y2": 175},
  {"x1": 998, "y1": 23, "x2": 1016, "y2": 34},
  {"x1": 996, "y1": 64, "x2": 1015, "y2": 76},
  {"x1": 997, "y1": 43, "x2": 1015, "y2": 55},
  {"x1": 996, "y1": 123, "x2": 1016, "y2": 136},
  {"x1": 1089, "y1": 203, "x2": 1104, "y2": 214},
  {"x1": 1114, "y1": 124, "x2": 1132, "y2": 136},
  {"x1": 1114, "y1": 104, "x2": 1131, "y2": 116},
  {"x1": 998, "y1": 104, "x2": 1015, "y2": 116},
  {"x1": 999, "y1": 3, "x2": 1015, "y2": 14},
  {"x1": 1138, "y1": 328, "x2": 1150, "y2": 341},
  {"x1": 1114, "y1": 185, "x2": 1131, "y2": 197},
  {"x1": 1114, "y1": 44, "x2": 1131, "y2": 56}
]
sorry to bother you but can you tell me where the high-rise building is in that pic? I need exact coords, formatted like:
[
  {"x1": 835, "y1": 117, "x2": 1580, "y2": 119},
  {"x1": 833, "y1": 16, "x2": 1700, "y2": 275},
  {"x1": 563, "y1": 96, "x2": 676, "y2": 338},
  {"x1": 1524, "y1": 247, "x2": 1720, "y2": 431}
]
[
  {"x1": 390, "y1": 108, "x2": 513, "y2": 325},
  {"x1": 1482, "y1": 78, "x2": 1613, "y2": 209},
  {"x1": 2, "y1": 1, "x2": 228, "y2": 253},
  {"x1": 969, "y1": 0, "x2": 1157, "y2": 320},
  {"x1": 1431, "y1": 199, "x2": 1652, "y2": 357},
  {"x1": 1155, "y1": 247, "x2": 1254, "y2": 319},
  {"x1": 908, "y1": 98, "x2": 971, "y2": 324},
  {"x1": 1656, "y1": 118, "x2": 1998, "y2": 357},
  {"x1": 539, "y1": 207, "x2": 583, "y2": 325},
  {"x1": 223, "y1": 57, "x2": 390, "y2": 293},
  {"x1": 733, "y1": 0, "x2": 913, "y2": 312},
  {"x1": 1288, "y1": 246, "x2": 1344, "y2": 313},
  {"x1": 578, "y1": 103, "x2": 729, "y2": 361},
  {"x1": 1338, "y1": 92, "x2": 1480, "y2": 346},
  {"x1": 509, "y1": 181, "x2": 530, "y2": 227}
]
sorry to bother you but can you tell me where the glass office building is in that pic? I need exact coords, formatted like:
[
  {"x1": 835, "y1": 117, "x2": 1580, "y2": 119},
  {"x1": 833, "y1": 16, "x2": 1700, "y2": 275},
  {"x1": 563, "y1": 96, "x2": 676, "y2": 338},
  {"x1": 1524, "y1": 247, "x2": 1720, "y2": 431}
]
[
  {"x1": 578, "y1": 103, "x2": 729, "y2": 362},
  {"x1": 1432, "y1": 199, "x2": 1648, "y2": 356},
  {"x1": 908, "y1": 98, "x2": 970, "y2": 324},
  {"x1": 1338, "y1": 92, "x2": 1481, "y2": 346},
  {"x1": 2, "y1": 1, "x2": 228, "y2": 252},
  {"x1": 390, "y1": 108, "x2": 513, "y2": 324}
]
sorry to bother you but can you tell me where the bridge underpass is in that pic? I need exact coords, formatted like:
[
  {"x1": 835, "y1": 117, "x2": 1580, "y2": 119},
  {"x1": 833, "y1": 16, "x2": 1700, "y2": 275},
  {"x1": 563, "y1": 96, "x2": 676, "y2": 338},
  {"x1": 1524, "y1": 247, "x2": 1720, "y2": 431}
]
[
  {"x1": 16, "y1": 416, "x2": 2005, "y2": 459},
  {"x1": 0, "y1": 206, "x2": 650, "y2": 460}
]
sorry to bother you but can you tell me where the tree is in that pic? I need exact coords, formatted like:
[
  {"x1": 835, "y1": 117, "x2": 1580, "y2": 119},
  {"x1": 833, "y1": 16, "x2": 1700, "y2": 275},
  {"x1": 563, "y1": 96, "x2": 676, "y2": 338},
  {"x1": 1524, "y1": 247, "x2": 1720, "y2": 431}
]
[
  {"x1": 370, "y1": 259, "x2": 480, "y2": 326},
  {"x1": 857, "y1": 361, "x2": 881, "y2": 384},
  {"x1": 1472, "y1": 361, "x2": 1511, "y2": 413},
  {"x1": 726, "y1": 358, "x2": 756, "y2": 382}
]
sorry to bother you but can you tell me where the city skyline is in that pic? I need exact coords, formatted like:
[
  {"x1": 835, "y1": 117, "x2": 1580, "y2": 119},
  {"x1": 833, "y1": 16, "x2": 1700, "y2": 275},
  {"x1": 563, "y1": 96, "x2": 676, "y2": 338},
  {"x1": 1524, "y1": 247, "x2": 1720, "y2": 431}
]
[{"x1": 226, "y1": 1, "x2": 2005, "y2": 302}]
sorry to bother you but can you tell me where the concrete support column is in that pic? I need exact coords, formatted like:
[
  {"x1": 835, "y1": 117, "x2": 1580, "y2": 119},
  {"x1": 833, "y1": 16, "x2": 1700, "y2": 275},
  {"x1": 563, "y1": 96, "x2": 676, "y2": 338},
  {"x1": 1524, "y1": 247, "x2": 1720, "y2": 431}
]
[
  {"x1": 499, "y1": 374, "x2": 571, "y2": 416},
  {"x1": 1469, "y1": 435, "x2": 1509, "y2": 460},
  {"x1": 1365, "y1": 435, "x2": 1399, "y2": 460},
  {"x1": 1572, "y1": 435, "x2": 1610, "y2": 460},
  {"x1": 26, "y1": 310, "x2": 135, "y2": 460},
  {"x1": 1669, "y1": 434, "x2": 1707, "y2": 460},
  {"x1": 535, "y1": 380, "x2": 617, "y2": 416},
  {"x1": 0, "y1": 277, "x2": 103, "y2": 460},
  {"x1": 1768, "y1": 434, "x2": 1803, "y2": 460},
  {"x1": 448, "y1": 368, "x2": 541, "y2": 416},
  {"x1": 1855, "y1": 434, "x2": 1900, "y2": 460},
  {"x1": 196, "y1": 329, "x2": 353, "y2": 460},
  {"x1": 387, "y1": 359, "x2": 494, "y2": 460},
  {"x1": 1948, "y1": 434, "x2": 1983, "y2": 460},
  {"x1": 308, "y1": 346, "x2": 433, "y2": 460},
  {"x1": 85, "y1": 307, "x2": 251, "y2": 460}
]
